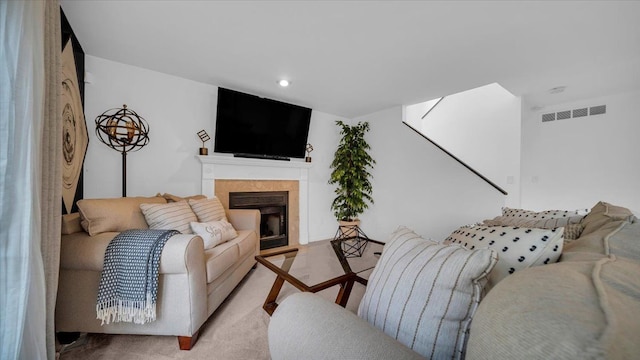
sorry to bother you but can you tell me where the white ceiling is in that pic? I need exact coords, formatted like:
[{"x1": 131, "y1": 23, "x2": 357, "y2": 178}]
[{"x1": 60, "y1": 1, "x2": 640, "y2": 119}]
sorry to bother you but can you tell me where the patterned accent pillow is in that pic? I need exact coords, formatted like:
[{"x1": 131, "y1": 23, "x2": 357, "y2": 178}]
[
  {"x1": 358, "y1": 226, "x2": 497, "y2": 360},
  {"x1": 188, "y1": 197, "x2": 227, "y2": 223},
  {"x1": 483, "y1": 215, "x2": 584, "y2": 229},
  {"x1": 190, "y1": 220, "x2": 238, "y2": 249},
  {"x1": 444, "y1": 225, "x2": 564, "y2": 289},
  {"x1": 563, "y1": 223, "x2": 584, "y2": 242},
  {"x1": 139, "y1": 200, "x2": 197, "y2": 234},
  {"x1": 501, "y1": 207, "x2": 579, "y2": 220}
]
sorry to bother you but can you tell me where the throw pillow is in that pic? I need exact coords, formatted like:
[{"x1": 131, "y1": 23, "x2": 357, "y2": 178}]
[
  {"x1": 483, "y1": 215, "x2": 584, "y2": 229},
  {"x1": 501, "y1": 207, "x2": 579, "y2": 220},
  {"x1": 190, "y1": 220, "x2": 238, "y2": 249},
  {"x1": 140, "y1": 200, "x2": 197, "y2": 234},
  {"x1": 77, "y1": 196, "x2": 167, "y2": 236},
  {"x1": 188, "y1": 197, "x2": 227, "y2": 223},
  {"x1": 358, "y1": 226, "x2": 497, "y2": 360},
  {"x1": 444, "y1": 225, "x2": 564, "y2": 288},
  {"x1": 563, "y1": 223, "x2": 585, "y2": 242}
]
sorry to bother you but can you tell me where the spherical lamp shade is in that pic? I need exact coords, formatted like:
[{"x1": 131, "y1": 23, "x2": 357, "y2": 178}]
[{"x1": 95, "y1": 104, "x2": 150, "y2": 196}]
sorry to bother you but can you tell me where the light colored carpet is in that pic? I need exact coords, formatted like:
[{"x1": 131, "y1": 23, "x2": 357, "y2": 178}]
[{"x1": 57, "y1": 260, "x2": 366, "y2": 359}]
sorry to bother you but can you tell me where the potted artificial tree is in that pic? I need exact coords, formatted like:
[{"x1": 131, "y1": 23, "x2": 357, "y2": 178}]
[{"x1": 329, "y1": 120, "x2": 375, "y2": 241}]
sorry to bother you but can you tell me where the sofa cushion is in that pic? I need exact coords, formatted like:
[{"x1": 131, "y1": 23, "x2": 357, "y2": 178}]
[
  {"x1": 77, "y1": 196, "x2": 166, "y2": 236},
  {"x1": 580, "y1": 201, "x2": 634, "y2": 238},
  {"x1": 444, "y1": 225, "x2": 564, "y2": 289},
  {"x1": 190, "y1": 219, "x2": 238, "y2": 249},
  {"x1": 467, "y1": 241, "x2": 640, "y2": 359},
  {"x1": 61, "y1": 212, "x2": 83, "y2": 235},
  {"x1": 235, "y1": 230, "x2": 257, "y2": 258},
  {"x1": 204, "y1": 240, "x2": 239, "y2": 283},
  {"x1": 358, "y1": 226, "x2": 497, "y2": 360},
  {"x1": 189, "y1": 197, "x2": 227, "y2": 223},
  {"x1": 140, "y1": 200, "x2": 198, "y2": 234},
  {"x1": 157, "y1": 192, "x2": 207, "y2": 203}
]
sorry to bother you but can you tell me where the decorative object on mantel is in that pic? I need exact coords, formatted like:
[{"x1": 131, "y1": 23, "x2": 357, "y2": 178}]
[
  {"x1": 329, "y1": 120, "x2": 375, "y2": 256},
  {"x1": 305, "y1": 143, "x2": 314, "y2": 162},
  {"x1": 95, "y1": 104, "x2": 150, "y2": 197},
  {"x1": 197, "y1": 129, "x2": 210, "y2": 155}
]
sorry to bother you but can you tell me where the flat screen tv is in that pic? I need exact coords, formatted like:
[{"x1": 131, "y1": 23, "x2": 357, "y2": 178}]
[{"x1": 214, "y1": 87, "x2": 312, "y2": 160}]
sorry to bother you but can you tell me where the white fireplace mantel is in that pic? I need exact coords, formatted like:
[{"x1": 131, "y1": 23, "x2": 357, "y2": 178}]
[{"x1": 197, "y1": 155, "x2": 312, "y2": 244}]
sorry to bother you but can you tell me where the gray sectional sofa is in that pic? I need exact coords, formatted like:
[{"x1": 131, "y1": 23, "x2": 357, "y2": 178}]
[{"x1": 269, "y1": 201, "x2": 640, "y2": 359}]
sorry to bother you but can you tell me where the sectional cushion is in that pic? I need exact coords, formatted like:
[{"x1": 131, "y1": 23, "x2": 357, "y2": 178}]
[
  {"x1": 189, "y1": 197, "x2": 227, "y2": 223},
  {"x1": 61, "y1": 212, "x2": 83, "y2": 235},
  {"x1": 580, "y1": 201, "x2": 634, "y2": 238},
  {"x1": 77, "y1": 196, "x2": 166, "y2": 236},
  {"x1": 140, "y1": 200, "x2": 198, "y2": 234},
  {"x1": 190, "y1": 219, "x2": 238, "y2": 249},
  {"x1": 358, "y1": 226, "x2": 497, "y2": 360},
  {"x1": 445, "y1": 225, "x2": 564, "y2": 288}
]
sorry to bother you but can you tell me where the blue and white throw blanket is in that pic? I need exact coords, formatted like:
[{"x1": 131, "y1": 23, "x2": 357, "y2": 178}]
[{"x1": 96, "y1": 229, "x2": 179, "y2": 325}]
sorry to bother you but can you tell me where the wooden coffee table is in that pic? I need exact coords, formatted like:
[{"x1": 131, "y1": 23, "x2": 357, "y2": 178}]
[{"x1": 255, "y1": 238, "x2": 384, "y2": 315}]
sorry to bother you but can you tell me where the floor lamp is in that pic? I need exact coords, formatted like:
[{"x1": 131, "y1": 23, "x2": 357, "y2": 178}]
[{"x1": 95, "y1": 104, "x2": 149, "y2": 197}]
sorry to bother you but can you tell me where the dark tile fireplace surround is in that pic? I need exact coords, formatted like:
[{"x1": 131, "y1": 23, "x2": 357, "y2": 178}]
[{"x1": 229, "y1": 191, "x2": 288, "y2": 250}]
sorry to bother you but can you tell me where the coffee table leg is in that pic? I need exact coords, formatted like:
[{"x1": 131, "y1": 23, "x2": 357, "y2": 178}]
[
  {"x1": 263, "y1": 275, "x2": 286, "y2": 315},
  {"x1": 262, "y1": 255, "x2": 296, "y2": 315},
  {"x1": 335, "y1": 279, "x2": 355, "y2": 307}
]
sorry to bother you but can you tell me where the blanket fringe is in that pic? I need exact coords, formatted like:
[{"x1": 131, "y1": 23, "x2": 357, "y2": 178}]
[{"x1": 96, "y1": 292, "x2": 156, "y2": 325}]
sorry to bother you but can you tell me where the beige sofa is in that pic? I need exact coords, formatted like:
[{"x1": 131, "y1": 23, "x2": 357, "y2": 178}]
[
  {"x1": 55, "y1": 196, "x2": 260, "y2": 350},
  {"x1": 269, "y1": 201, "x2": 640, "y2": 359}
]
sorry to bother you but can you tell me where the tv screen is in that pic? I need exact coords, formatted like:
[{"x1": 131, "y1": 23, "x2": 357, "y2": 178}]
[{"x1": 214, "y1": 87, "x2": 312, "y2": 159}]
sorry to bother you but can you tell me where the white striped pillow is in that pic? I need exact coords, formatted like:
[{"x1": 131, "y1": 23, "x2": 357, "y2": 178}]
[
  {"x1": 358, "y1": 226, "x2": 497, "y2": 360},
  {"x1": 140, "y1": 200, "x2": 197, "y2": 234},
  {"x1": 188, "y1": 197, "x2": 227, "y2": 223}
]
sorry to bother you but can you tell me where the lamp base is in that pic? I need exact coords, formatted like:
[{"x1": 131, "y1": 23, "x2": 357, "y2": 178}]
[{"x1": 199, "y1": 147, "x2": 208, "y2": 155}]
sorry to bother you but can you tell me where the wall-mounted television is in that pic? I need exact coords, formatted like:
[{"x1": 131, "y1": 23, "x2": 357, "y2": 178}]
[{"x1": 213, "y1": 87, "x2": 312, "y2": 160}]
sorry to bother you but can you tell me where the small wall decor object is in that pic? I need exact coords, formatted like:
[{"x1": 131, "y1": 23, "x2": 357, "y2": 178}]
[
  {"x1": 197, "y1": 129, "x2": 210, "y2": 155},
  {"x1": 95, "y1": 104, "x2": 149, "y2": 197},
  {"x1": 305, "y1": 143, "x2": 314, "y2": 162}
]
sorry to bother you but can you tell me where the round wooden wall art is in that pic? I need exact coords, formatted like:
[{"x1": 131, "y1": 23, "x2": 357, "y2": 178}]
[{"x1": 61, "y1": 39, "x2": 88, "y2": 214}]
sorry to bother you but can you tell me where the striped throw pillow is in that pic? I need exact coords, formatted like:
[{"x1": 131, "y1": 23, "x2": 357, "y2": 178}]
[
  {"x1": 188, "y1": 197, "x2": 227, "y2": 223},
  {"x1": 140, "y1": 200, "x2": 197, "y2": 234},
  {"x1": 358, "y1": 226, "x2": 497, "y2": 360}
]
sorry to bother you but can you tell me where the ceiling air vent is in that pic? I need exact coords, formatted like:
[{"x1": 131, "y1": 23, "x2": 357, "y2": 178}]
[
  {"x1": 541, "y1": 104, "x2": 607, "y2": 123},
  {"x1": 590, "y1": 105, "x2": 606, "y2": 115},
  {"x1": 572, "y1": 108, "x2": 588, "y2": 118},
  {"x1": 542, "y1": 113, "x2": 555, "y2": 122}
]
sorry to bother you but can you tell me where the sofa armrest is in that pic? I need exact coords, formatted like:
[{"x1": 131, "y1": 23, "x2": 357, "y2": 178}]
[
  {"x1": 268, "y1": 293, "x2": 423, "y2": 360},
  {"x1": 227, "y1": 209, "x2": 260, "y2": 234}
]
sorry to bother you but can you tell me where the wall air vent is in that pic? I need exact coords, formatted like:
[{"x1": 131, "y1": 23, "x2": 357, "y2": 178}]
[
  {"x1": 572, "y1": 108, "x2": 588, "y2": 118},
  {"x1": 590, "y1": 105, "x2": 606, "y2": 115},
  {"x1": 542, "y1": 113, "x2": 555, "y2": 122},
  {"x1": 541, "y1": 104, "x2": 607, "y2": 122}
]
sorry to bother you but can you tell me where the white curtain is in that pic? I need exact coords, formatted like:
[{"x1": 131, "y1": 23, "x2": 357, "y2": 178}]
[{"x1": 1, "y1": 0, "x2": 61, "y2": 359}]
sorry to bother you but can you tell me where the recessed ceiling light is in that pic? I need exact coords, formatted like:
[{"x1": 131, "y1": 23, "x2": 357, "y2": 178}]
[
  {"x1": 278, "y1": 79, "x2": 290, "y2": 87},
  {"x1": 548, "y1": 86, "x2": 567, "y2": 94}
]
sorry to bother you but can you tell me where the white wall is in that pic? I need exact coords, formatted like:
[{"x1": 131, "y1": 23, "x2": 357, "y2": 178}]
[
  {"x1": 355, "y1": 106, "x2": 507, "y2": 242},
  {"x1": 520, "y1": 90, "x2": 640, "y2": 212},
  {"x1": 83, "y1": 56, "x2": 341, "y2": 241},
  {"x1": 404, "y1": 83, "x2": 522, "y2": 207}
]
